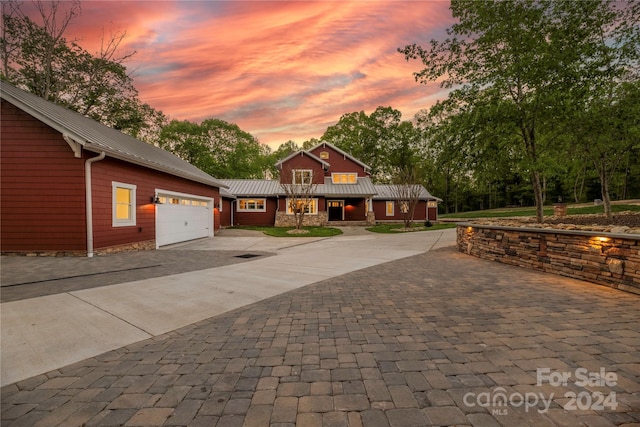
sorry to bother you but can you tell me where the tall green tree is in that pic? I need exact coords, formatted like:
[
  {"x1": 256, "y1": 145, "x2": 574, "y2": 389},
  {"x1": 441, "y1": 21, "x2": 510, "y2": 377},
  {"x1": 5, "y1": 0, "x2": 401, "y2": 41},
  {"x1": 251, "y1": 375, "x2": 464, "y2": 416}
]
[
  {"x1": 400, "y1": 0, "x2": 637, "y2": 221},
  {"x1": 573, "y1": 81, "x2": 640, "y2": 216},
  {"x1": 158, "y1": 119, "x2": 270, "y2": 179},
  {"x1": 1, "y1": 0, "x2": 165, "y2": 140},
  {"x1": 561, "y1": 1, "x2": 640, "y2": 217},
  {"x1": 322, "y1": 106, "x2": 422, "y2": 182}
]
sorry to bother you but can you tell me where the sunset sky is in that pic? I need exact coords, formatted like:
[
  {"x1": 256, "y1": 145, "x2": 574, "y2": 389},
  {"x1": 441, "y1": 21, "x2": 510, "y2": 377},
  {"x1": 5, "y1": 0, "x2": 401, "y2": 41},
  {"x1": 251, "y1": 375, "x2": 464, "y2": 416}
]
[{"x1": 40, "y1": 1, "x2": 456, "y2": 149}]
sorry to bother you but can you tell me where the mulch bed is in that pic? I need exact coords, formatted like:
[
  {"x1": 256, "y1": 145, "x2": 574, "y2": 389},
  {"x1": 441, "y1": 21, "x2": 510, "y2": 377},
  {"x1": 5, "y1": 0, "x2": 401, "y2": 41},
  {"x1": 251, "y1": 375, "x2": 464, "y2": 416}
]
[{"x1": 545, "y1": 212, "x2": 640, "y2": 227}]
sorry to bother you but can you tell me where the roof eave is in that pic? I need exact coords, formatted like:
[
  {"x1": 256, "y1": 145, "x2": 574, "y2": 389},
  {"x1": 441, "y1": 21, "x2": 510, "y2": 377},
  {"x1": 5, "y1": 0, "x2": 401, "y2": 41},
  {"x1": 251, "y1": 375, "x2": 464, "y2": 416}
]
[
  {"x1": 82, "y1": 146, "x2": 228, "y2": 189},
  {"x1": 311, "y1": 141, "x2": 371, "y2": 170}
]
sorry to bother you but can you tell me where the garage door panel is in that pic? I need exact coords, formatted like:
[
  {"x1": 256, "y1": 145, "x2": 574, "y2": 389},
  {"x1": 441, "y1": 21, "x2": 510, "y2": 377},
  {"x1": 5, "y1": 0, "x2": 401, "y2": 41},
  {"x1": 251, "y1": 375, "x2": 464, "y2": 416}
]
[{"x1": 156, "y1": 200, "x2": 211, "y2": 247}]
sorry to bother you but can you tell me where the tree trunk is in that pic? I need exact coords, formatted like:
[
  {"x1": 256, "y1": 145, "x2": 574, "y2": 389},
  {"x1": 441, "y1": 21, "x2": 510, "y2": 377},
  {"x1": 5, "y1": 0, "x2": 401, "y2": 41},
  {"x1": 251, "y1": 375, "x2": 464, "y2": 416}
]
[
  {"x1": 599, "y1": 161, "x2": 612, "y2": 218},
  {"x1": 531, "y1": 169, "x2": 544, "y2": 223},
  {"x1": 573, "y1": 167, "x2": 585, "y2": 203}
]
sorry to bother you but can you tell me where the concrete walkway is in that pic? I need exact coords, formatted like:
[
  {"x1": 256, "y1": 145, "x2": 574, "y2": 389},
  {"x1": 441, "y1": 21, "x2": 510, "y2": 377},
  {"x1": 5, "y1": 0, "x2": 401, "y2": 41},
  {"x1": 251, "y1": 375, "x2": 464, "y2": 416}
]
[{"x1": 1, "y1": 228, "x2": 455, "y2": 387}]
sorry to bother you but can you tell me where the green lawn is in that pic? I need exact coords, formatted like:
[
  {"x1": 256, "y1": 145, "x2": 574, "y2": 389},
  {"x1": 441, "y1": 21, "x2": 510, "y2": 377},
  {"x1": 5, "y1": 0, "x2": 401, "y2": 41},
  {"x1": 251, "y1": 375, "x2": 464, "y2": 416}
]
[
  {"x1": 440, "y1": 204, "x2": 640, "y2": 219},
  {"x1": 231, "y1": 226, "x2": 343, "y2": 237},
  {"x1": 366, "y1": 223, "x2": 457, "y2": 233}
]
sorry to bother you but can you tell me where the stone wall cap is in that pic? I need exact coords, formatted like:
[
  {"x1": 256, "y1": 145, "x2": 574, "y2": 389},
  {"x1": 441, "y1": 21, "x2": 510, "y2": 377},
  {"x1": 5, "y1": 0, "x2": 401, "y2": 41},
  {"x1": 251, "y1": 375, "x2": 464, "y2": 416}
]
[{"x1": 458, "y1": 222, "x2": 640, "y2": 241}]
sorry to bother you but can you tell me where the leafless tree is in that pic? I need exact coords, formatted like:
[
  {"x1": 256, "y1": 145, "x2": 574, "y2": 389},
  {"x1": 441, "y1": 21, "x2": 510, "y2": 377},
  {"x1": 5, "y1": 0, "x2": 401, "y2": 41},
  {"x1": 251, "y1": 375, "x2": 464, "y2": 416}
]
[
  {"x1": 279, "y1": 163, "x2": 324, "y2": 230},
  {"x1": 390, "y1": 167, "x2": 422, "y2": 230}
]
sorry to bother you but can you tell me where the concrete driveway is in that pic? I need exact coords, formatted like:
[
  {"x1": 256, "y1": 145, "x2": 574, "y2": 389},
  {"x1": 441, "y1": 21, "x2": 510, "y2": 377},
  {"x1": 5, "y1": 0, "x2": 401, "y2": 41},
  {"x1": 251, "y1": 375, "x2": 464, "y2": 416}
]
[{"x1": 1, "y1": 228, "x2": 456, "y2": 386}]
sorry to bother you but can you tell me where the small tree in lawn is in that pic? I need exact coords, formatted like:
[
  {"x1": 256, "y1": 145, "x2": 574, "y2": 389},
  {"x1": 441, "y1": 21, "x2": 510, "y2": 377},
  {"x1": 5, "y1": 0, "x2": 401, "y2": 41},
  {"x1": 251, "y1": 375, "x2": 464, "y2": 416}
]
[
  {"x1": 390, "y1": 167, "x2": 422, "y2": 230},
  {"x1": 279, "y1": 163, "x2": 323, "y2": 231}
]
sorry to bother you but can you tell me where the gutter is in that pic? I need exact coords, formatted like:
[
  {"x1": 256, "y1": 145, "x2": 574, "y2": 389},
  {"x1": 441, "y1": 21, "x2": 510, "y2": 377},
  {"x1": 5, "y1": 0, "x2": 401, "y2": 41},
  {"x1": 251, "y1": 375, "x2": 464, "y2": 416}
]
[{"x1": 85, "y1": 151, "x2": 106, "y2": 257}]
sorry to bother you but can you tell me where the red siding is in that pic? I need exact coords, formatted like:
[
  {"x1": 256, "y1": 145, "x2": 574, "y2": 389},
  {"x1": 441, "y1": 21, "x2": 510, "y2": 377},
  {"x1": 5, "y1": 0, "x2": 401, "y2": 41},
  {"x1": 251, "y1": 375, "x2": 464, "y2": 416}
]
[
  {"x1": 90, "y1": 158, "x2": 220, "y2": 250},
  {"x1": 220, "y1": 198, "x2": 233, "y2": 227},
  {"x1": 343, "y1": 198, "x2": 367, "y2": 221},
  {"x1": 372, "y1": 200, "x2": 429, "y2": 222},
  {"x1": 309, "y1": 144, "x2": 368, "y2": 177},
  {"x1": 234, "y1": 198, "x2": 277, "y2": 226},
  {"x1": 1, "y1": 99, "x2": 221, "y2": 254},
  {"x1": 279, "y1": 154, "x2": 326, "y2": 184},
  {"x1": 1, "y1": 101, "x2": 86, "y2": 252}
]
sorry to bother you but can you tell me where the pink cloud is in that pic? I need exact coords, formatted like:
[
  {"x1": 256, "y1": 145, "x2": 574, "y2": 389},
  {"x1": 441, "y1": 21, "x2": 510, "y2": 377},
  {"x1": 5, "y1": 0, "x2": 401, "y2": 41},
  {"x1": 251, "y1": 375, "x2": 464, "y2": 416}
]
[{"x1": 30, "y1": 1, "x2": 455, "y2": 149}]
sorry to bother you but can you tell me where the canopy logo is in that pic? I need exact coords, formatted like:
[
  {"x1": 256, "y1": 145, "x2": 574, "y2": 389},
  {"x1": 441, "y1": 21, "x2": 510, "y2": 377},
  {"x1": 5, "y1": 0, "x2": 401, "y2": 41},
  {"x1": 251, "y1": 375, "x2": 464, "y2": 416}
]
[{"x1": 463, "y1": 368, "x2": 618, "y2": 416}]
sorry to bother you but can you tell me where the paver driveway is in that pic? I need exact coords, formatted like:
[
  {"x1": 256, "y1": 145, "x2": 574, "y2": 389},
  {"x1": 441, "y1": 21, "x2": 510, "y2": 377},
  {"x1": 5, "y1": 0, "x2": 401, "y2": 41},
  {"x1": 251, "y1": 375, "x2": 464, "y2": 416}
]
[{"x1": 1, "y1": 242, "x2": 638, "y2": 426}]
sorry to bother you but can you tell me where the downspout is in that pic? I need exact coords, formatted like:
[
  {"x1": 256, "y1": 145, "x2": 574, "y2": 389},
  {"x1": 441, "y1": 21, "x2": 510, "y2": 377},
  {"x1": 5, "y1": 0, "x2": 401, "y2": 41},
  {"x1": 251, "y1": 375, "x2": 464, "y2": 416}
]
[
  {"x1": 231, "y1": 200, "x2": 235, "y2": 226},
  {"x1": 85, "y1": 151, "x2": 106, "y2": 257}
]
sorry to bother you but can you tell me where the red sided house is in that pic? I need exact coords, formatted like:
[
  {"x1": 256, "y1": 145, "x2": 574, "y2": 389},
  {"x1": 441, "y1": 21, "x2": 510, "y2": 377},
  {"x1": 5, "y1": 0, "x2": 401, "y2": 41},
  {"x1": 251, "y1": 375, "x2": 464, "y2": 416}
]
[
  {"x1": 373, "y1": 185, "x2": 440, "y2": 222},
  {"x1": 1, "y1": 81, "x2": 227, "y2": 256},
  {"x1": 220, "y1": 142, "x2": 440, "y2": 227}
]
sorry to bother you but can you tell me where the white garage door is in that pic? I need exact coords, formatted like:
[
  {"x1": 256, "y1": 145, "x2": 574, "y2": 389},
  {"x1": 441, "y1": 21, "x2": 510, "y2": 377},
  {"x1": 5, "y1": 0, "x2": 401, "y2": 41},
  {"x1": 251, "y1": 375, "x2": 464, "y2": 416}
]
[{"x1": 156, "y1": 193, "x2": 212, "y2": 247}]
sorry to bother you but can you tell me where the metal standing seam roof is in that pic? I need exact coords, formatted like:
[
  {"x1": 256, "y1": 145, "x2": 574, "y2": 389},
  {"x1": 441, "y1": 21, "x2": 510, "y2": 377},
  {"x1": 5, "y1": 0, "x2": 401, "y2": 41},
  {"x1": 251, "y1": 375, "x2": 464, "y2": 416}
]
[
  {"x1": 0, "y1": 81, "x2": 227, "y2": 189},
  {"x1": 372, "y1": 184, "x2": 442, "y2": 201},
  {"x1": 221, "y1": 177, "x2": 379, "y2": 198},
  {"x1": 320, "y1": 176, "x2": 377, "y2": 196},
  {"x1": 219, "y1": 179, "x2": 281, "y2": 197}
]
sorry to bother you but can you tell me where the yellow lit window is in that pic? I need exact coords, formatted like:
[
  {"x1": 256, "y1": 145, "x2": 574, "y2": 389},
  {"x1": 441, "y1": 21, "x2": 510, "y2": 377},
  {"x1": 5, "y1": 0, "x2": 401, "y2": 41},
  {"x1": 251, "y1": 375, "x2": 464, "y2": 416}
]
[
  {"x1": 112, "y1": 182, "x2": 136, "y2": 226},
  {"x1": 286, "y1": 198, "x2": 318, "y2": 215},
  {"x1": 386, "y1": 201, "x2": 394, "y2": 216},
  {"x1": 332, "y1": 173, "x2": 357, "y2": 184},
  {"x1": 238, "y1": 198, "x2": 266, "y2": 212}
]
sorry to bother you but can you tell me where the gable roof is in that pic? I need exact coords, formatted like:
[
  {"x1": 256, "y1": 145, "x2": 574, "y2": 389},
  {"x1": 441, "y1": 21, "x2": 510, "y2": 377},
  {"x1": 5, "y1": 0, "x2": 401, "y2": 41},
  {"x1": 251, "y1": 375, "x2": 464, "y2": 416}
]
[
  {"x1": 372, "y1": 184, "x2": 442, "y2": 201},
  {"x1": 0, "y1": 81, "x2": 227, "y2": 189},
  {"x1": 309, "y1": 141, "x2": 371, "y2": 171},
  {"x1": 274, "y1": 150, "x2": 330, "y2": 170}
]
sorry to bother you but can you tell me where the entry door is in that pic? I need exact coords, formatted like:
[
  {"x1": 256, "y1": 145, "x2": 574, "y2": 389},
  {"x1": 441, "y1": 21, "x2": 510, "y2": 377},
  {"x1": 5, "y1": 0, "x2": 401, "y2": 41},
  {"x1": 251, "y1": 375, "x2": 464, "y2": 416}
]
[{"x1": 328, "y1": 200, "x2": 344, "y2": 221}]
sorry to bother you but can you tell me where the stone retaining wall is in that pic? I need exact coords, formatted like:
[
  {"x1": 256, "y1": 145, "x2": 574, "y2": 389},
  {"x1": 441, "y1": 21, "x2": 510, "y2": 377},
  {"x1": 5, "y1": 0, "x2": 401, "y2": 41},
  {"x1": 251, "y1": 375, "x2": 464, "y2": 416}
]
[
  {"x1": 274, "y1": 211, "x2": 328, "y2": 227},
  {"x1": 457, "y1": 223, "x2": 640, "y2": 294}
]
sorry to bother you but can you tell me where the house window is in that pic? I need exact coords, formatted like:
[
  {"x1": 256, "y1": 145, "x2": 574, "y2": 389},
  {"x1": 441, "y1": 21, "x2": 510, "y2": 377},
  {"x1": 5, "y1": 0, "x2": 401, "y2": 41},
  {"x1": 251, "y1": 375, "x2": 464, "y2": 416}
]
[
  {"x1": 292, "y1": 169, "x2": 313, "y2": 185},
  {"x1": 400, "y1": 202, "x2": 409, "y2": 213},
  {"x1": 238, "y1": 198, "x2": 266, "y2": 212},
  {"x1": 286, "y1": 198, "x2": 318, "y2": 215},
  {"x1": 112, "y1": 182, "x2": 136, "y2": 227},
  {"x1": 427, "y1": 201, "x2": 438, "y2": 208},
  {"x1": 386, "y1": 201, "x2": 394, "y2": 216},
  {"x1": 331, "y1": 173, "x2": 357, "y2": 184},
  {"x1": 319, "y1": 151, "x2": 329, "y2": 159}
]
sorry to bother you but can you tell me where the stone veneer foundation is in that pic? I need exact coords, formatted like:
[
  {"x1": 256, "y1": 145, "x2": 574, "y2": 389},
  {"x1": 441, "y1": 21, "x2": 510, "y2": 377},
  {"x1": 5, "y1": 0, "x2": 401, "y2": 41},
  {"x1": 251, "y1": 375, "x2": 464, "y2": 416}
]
[{"x1": 457, "y1": 223, "x2": 640, "y2": 295}]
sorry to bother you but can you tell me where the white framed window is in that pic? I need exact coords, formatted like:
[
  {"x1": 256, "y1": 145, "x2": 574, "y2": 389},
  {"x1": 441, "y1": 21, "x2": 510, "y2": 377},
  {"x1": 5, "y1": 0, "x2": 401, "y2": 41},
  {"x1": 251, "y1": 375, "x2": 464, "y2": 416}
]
[
  {"x1": 238, "y1": 198, "x2": 266, "y2": 212},
  {"x1": 428, "y1": 201, "x2": 438, "y2": 208},
  {"x1": 331, "y1": 173, "x2": 357, "y2": 184},
  {"x1": 112, "y1": 182, "x2": 136, "y2": 227},
  {"x1": 286, "y1": 198, "x2": 318, "y2": 215},
  {"x1": 386, "y1": 201, "x2": 394, "y2": 216},
  {"x1": 400, "y1": 201, "x2": 409, "y2": 213},
  {"x1": 292, "y1": 169, "x2": 313, "y2": 185},
  {"x1": 319, "y1": 151, "x2": 329, "y2": 159}
]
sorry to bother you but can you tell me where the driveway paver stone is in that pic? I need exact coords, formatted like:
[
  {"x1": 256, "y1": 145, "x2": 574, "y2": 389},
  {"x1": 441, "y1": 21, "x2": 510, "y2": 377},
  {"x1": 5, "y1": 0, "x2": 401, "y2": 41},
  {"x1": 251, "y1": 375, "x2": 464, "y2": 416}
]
[{"x1": 1, "y1": 238, "x2": 639, "y2": 426}]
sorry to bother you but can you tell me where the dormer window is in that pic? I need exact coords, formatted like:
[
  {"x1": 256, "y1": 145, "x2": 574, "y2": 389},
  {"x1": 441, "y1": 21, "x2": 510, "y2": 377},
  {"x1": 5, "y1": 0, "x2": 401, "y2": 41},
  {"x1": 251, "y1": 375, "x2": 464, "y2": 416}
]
[
  {"x1": 292, "y1": 169, "x2": 313, "y2": 185},
  {"x1": 331, "y1": 173, "x2": 357, "y2": 184}
]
